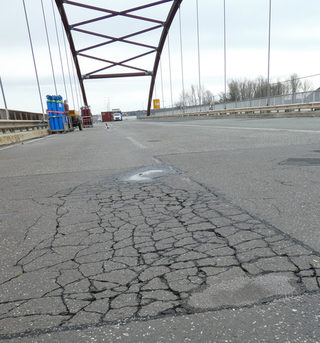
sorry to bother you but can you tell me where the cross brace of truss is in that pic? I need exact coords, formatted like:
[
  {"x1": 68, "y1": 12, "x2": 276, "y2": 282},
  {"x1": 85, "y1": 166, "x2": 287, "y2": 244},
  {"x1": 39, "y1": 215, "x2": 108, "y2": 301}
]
[{"x1": 55, "y1": 0, "x2": 183, "y2": 115}]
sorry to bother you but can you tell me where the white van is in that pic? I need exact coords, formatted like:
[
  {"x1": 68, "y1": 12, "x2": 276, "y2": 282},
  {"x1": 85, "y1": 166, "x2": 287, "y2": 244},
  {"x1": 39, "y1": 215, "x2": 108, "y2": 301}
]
[{"x1": 113, "y1": 112, "x2": 122, "y2": 121}]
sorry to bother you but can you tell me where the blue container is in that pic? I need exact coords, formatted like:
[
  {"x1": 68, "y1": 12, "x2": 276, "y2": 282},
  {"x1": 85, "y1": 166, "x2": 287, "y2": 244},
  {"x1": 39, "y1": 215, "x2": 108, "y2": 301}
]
[
  {"x1": 46, "y1": 95, "x2": 66, "y2": 131},
  {"x1": 56, "y1": 96, "x2": 65, "y2": 130},
  {"x1": 53, "y1": 96, "x2": 60, "y2": 130},
  {"x1": 46, "y1": 95, "x2": 56, "y2": 130},
  {"x1": 57, "y1": 96, "x2": 65, "y2": 129}
]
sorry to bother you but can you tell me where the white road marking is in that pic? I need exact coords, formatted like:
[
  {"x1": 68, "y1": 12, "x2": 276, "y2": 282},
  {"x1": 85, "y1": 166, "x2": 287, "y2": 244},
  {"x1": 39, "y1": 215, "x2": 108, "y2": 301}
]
[
  {"x1": 140, "y1": 121, "x2": 320, "y2": 133},
  {"x1": 0, "y1": 145, "x2": 15, "y2": 151},
  {"x1": 126, "y1": 136, "x2": 146, "y2": 149},
  {"x1": 177, "y1": 124, "x2": 320, "y2": 133},
  {"x1": 0, "y1": 136, "x2": 52, "y2": 151},
  {"x1": 23, "y1": 136, "x2": 50, "y2": 144}
]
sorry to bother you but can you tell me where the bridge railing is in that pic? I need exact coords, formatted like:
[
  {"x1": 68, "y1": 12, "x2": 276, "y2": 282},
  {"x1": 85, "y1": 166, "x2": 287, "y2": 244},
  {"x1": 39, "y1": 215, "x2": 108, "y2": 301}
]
[
  {"x1": 0, "y1": 120, "x2": 48, "y2": 133},
  {"x1": 0, "y1": 109, "x2": 46, "y2": 121},
  {"x1": 144, "y1": 89, "x2": 320, "y2": 117},
  {"x1": 0, "y1": 109, "x2": 48, "y2": 135}
]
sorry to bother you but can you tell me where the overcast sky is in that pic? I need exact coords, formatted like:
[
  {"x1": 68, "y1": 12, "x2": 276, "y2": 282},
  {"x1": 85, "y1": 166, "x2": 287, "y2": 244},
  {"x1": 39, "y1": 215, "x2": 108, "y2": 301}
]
[{"x1": 1, "y1": 0, "x2": 320, "y2": 114}]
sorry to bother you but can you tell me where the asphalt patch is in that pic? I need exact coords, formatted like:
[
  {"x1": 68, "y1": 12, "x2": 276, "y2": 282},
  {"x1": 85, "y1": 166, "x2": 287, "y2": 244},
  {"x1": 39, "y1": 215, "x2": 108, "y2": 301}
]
[
  {"x1": 189, "y1": 269, "x2": 297, "y2": 309},
  {"x1": 1, "y1": 172, "x2": 320, "y2": 340}
]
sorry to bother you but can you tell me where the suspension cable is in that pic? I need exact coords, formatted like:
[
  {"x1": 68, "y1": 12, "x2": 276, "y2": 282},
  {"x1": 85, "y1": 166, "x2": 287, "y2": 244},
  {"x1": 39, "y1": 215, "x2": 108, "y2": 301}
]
[
  {"x1": 51, "y1": 0, "x2": 68, "y2": 101},
  {"x1": 267, "y1": 0, "x2": 272, "y2": 106},
  {"x1": 40, "y1": 0, "x2": 57, "y2": 94},
  {"x1": 22, "y1": 0, "x2": 45, "y2": 117},
  {"x1": 70, "y1": 52, "x2": 82, "y2": 109},
  {"x1": 154, "y1": 82, "x2": 157, "y2": 100},
  {"x1": 178, "y1": 7, "x2": 185, "y2": 108},
  {"x1": 0, "y1": 76, "x2": 9, "y2": 120},
  {"x1": 61, "y1": 21, "x2": 76, "y2": 109},
  {"x1": 273, "y1": 73, "x2": 320, "y2": 85},
  {"x1": 75, "y1": 67, "x2": 83, "y2": 109},
  {"x1": 167, "y1": 33, "x2": 173, "y2": 108},
  {"x1": 76, "y1": 78, "x2": 82, "y2": 109},
  {"x1": 70, "y1": 57, "x2": 80, "y2": 110},
  {"x1": 160, "y1": 60, "x2": 165, "y2": 108},
  {"x1": 223, "y1": 0, "x2": 227, "y2": 109},
  {"x1": 196, "y1": 0, "x2": 202, "y2": 106}
]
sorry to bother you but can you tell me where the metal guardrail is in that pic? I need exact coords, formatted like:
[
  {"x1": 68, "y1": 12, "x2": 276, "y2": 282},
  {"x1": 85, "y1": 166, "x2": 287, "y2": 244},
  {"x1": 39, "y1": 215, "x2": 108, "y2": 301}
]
[
  {"x1": 140, "y1": 102, "x2": 320, "y2": 120},
  {"x1": 206, "y1": 102, "x2": 320, "y2": 115},
  {"x1": 0, "y1": 108, "x2": 46, "y2": 121},
  {"x1": 140, "y1": 89, "x2": 320, "y2": 117},
  {"x1": 0, "y1": 109, "x2": 48, "y2": 135},
  {"x1": 0, "y1": 120, "x2": 48, "y2": 134}
]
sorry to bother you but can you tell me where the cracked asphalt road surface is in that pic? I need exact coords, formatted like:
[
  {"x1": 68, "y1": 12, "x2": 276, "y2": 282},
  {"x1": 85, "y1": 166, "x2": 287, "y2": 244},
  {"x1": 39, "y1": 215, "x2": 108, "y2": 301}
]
[{"x1": 1, "y1": 118, "x2": 320, "y2": 342}]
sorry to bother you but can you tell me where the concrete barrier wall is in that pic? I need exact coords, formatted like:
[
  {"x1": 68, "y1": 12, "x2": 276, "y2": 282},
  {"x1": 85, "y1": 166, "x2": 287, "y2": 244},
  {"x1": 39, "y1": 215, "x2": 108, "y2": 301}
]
[
  {"x1": 0, "y1": 128, "x2": 49, "y2": 146},
  {"x1": 0, "y1": 110, "x2": 49, "y2": 146}
]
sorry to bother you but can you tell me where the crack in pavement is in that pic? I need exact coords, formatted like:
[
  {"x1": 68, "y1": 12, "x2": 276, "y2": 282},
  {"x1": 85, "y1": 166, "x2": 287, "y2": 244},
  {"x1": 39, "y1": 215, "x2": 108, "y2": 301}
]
[{"x1": 0, "y1": 173, "x2": 320, "y2": 340}]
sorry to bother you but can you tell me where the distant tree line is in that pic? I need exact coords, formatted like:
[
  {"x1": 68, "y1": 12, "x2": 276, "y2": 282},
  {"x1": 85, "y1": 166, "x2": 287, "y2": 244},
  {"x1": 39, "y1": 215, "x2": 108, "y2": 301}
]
[
  {"x1": 176, "y1": 85, "x2": 215, "y2": 107},
  {"x1": 175, "y1": 74, "x2": 313, "y2": 107},
  {"x1": 220, "y1": 74, "x2": 313, "y2": 102}
]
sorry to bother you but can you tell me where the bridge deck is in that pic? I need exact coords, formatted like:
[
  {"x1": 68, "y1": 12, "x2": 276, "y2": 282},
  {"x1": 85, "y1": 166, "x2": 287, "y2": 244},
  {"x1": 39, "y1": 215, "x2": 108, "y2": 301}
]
[{"x1": 0, "y1": 118, "x2": 320, "y2": 342}]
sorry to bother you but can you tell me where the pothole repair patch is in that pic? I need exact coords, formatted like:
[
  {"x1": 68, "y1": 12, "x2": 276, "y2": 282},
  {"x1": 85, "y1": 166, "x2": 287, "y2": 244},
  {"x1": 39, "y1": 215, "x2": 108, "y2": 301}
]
[
  {"x1": 1, "y1": 172, "x2": 320, "y2": 339},
  {"x1": 188, "y1": 268, "x2": 297, "y2": 309}
]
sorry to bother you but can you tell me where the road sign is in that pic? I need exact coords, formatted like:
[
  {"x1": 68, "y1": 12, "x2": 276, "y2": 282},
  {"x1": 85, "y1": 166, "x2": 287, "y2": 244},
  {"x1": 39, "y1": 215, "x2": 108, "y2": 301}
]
[{"x1": 153, "y1": 99, "x2": 160, "y2": 109}]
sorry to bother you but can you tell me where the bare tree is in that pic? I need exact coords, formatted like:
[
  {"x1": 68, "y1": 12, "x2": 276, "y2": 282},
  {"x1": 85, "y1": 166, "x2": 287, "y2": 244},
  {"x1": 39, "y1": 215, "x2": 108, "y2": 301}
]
[
  {"x1": 202, "y1": 89, "x2": 215, "y2": 105},
  {"x1": 290, "y1": 73, "x2": 300, "y2": 94},
  {"x1": 300, "y1": 80, "x2": 313, "y2": 92},
  {"x1": 176, "y1": 85, "x2": 214, "y2": 107},
  {"x1": 176, "y1": 74, "x2": 314, "y2": 108},
  {"x1": 219, "y1": 74, "x2": 312, "y2": 103},
  {"x1": 288, "y1": 73, "x2": 313, "y2": 93}
]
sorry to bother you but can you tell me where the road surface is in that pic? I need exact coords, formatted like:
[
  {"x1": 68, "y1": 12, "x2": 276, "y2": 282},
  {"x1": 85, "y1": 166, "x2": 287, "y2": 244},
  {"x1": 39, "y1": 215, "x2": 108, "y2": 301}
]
[{"x1": 0, "y1": 117, "x2": 319, "y2": 342}]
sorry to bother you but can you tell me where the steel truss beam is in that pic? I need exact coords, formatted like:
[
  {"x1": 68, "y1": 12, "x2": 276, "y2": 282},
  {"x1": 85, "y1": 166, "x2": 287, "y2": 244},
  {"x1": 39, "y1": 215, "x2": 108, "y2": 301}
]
[
  {"x1": 55, "y1": 0, "x2": 88, "y2": 106},
  {"x1": 55, "y1": 0, "x2": 183, "y2": 115}
]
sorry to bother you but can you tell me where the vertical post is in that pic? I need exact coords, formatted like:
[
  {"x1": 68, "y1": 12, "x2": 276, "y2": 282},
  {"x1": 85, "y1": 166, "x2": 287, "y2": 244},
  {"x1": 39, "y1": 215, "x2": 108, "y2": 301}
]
[
  {"x1": 0, "y1": 76, "x2": 9, "y2": 120},
  {"x1": 291, "y1": 77, "x2": 296, "y2": 104},
  {"x1": 167, "y1": 34, "x2": 174, "y2": 108},
  {"x1": 160, "y1": 61, "x2": 165, "y2": 108},
  {"x1": 71, "y1": 60, "x2": 80, "y2": 110},
  {"x1": 179, "y1": 7, "x2": 185, "y2": 111},
  {"x1": 223, "y1": 0, "x2": 227, "y2": 109},
  {"x1": 267, "y1": 0, "x2": 272, "y2": 106},
  {"x1": 196, "y1": 0, "x2": 201, "y2": 109},
  {"x1": 154, "y1": 83, "x2": 157, "y2": 100}
]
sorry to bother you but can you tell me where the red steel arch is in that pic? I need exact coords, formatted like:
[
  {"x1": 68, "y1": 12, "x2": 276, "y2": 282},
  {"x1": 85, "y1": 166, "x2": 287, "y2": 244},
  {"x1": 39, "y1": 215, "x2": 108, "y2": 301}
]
[{"x1": 55, "y1": 0, "x2": 183, "y2": 115}]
